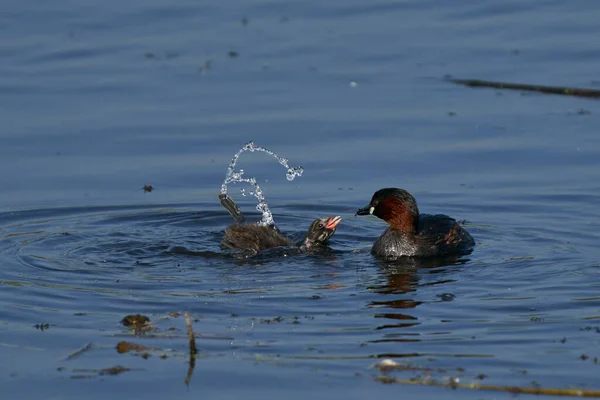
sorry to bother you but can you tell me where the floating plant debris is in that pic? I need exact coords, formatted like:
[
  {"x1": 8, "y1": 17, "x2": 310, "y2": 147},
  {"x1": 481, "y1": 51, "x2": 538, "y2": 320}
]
[
  {"x1": 121, "y1": 314, "x2": 150, "y2": 329},
  {"x1": 116, "y1": 341, "x2": 149, "y2": 354}
]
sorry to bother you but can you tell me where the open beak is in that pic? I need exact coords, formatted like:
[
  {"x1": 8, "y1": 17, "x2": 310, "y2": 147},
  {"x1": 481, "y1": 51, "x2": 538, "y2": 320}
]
[
  {"x1": 324, "y1": 216, "x2": 342, "y2": 230},
  {"x1": 355, "y1": 205, "x2": 374, "y2": 216}
]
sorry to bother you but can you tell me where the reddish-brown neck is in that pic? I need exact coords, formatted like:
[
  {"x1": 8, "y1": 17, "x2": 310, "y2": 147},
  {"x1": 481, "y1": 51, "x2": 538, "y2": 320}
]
[{"x1": 378, "y1": 197, "x2": 418, "y2": 234}]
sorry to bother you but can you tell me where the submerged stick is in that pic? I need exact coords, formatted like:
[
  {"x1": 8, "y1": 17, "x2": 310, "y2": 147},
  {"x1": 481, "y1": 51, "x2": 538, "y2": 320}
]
[
  {"x1": 185, "y1": 312, "x2": 197, "y2": 356},
  {"x1": 376, "y1": 376, "x2": 600, "y2": 398},
  {"x1": 450, "y1": 78, "x2": 600, "y2": 99},
  {"x1": 184, "y1": 312, "x2": 197, "y2": 387}
]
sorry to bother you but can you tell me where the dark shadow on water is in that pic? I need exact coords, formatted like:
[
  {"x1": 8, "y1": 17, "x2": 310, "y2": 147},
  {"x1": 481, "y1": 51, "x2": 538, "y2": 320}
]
[{"x1": 167, "y1": 246, "x2": 228, "y2": 259}]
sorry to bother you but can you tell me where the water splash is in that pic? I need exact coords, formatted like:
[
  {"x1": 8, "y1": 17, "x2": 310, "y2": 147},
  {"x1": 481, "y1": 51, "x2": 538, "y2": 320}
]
[{"x1": 220, "y1": 141, "x2": 304, "y2": 226}]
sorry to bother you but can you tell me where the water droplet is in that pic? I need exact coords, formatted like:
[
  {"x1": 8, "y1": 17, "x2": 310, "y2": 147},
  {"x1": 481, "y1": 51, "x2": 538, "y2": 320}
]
[
  {"x1": 285, "y1": 166, "x2": 304, "y2": 181},
  {"x1": 220, "y1": 142, "x2": 305, "y2": 226},
  {"x1": 243, "y1": 141, "x2": 256, "y2": 152}
]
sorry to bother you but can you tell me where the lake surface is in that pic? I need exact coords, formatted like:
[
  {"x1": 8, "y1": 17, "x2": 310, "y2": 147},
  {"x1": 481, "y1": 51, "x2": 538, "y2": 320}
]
[{"x1": 2, "y1": 0, "x2": 600, "y2": 398}]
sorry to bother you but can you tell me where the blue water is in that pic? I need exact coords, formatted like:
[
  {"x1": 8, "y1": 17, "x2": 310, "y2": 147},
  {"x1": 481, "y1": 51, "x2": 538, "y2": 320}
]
[{"x1": 2, "y1": 1, "x2": 600, "y2": 398}]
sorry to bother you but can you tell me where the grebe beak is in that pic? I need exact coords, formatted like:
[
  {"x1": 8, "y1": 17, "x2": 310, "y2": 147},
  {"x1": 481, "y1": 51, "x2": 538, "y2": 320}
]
[
  {"x1": 355, "y1": 206, "x2": 374, "y2": 216},
  {"x1": 324, "y1": 216, "x2": 342, "y2": 230}
]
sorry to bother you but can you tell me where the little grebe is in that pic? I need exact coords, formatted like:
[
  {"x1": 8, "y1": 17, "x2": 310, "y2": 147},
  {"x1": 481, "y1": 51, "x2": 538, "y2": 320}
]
[
  {"x1": 221, "y1": 215, "x2": 342, "y2": 253},
  {"x1": 219, "y1": 193, "x2": 341, "y2": 254},
  {"x1": 356, "y1": 188, "x2": 474, "y2": 258}
]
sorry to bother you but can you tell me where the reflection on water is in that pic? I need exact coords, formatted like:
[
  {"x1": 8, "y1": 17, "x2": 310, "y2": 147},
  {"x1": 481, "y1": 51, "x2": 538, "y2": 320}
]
[{"x1": 368, "y1": 257, "x2": 464, "y2": 335}]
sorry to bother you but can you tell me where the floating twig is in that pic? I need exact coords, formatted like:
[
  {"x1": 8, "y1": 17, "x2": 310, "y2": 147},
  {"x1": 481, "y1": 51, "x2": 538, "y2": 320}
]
[
  {"x1": 99, "y1": 365, "x2": 131, "y2": 376},
  {"x1": 375, "y1": 376, "x2": 600, "y2": 398},
  {"x1": 64, "y1": 342, "x2": 94, "y2": 360},
  {"x1": 449, "y1": 78, "x2": 600, "y2": 99}
]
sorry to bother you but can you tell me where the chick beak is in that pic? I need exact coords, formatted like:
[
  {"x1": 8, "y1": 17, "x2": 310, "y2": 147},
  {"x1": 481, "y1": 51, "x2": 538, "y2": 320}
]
[
  {"x1": 324, "y1": 216, "x2": 342, "y2": 230},
  {"x1": 355, "y1": 205, "x2": 374, "y2": 216}
]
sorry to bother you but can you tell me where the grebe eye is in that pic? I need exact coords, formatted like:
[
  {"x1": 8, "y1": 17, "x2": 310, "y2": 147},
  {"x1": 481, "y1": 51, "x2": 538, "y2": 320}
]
[{"x1": 318, "y1": 223, "x2": 325, "y2": 229}]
